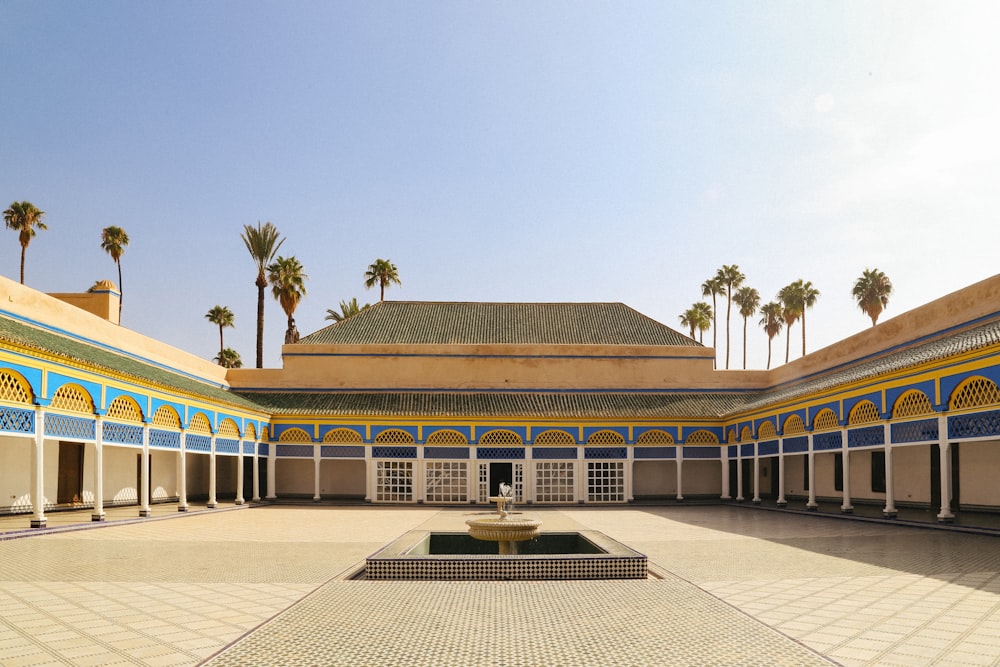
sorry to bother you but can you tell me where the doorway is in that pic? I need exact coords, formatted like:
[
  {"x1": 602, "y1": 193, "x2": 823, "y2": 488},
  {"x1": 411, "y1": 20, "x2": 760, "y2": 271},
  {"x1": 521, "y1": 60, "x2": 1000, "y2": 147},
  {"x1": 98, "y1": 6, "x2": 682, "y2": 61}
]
[
  {"x1": 57, "y1": 442, "x2": 84, "y2": 504},
  {"x1": 489, "y1": 462, "x2": 513, "y2": 497},
  {"x1": 930, "y1": 443, "x2": 960, "y2": 510}
]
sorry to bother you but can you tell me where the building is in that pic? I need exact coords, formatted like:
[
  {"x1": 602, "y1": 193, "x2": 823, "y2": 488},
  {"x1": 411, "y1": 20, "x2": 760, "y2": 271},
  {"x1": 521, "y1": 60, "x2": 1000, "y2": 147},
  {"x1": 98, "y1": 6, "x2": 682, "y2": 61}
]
[{"x1": 2, "y1": 272, "x2": 999, "y2": 527}]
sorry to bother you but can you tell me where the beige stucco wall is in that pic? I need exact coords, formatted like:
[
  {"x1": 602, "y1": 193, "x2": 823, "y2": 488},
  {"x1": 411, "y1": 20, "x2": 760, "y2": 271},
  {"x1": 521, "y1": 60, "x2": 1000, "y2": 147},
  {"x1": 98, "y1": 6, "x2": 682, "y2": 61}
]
[
  {"x1": 684, "y1": 459, "x2": 720, "y2": 494},
  {"x1": 276, "y1": 459, "x2": 314, "y2": 495},
  {"x1": 893, "y1": 444, "x2": 930, "y2": 504},
  {"x1": 49, "y1": 289, "x2": 120, "y2": 325},
  {"x1": 2, "y1": 275, "x2": 228, "y2": 386},
  {"x1": 632, "y1": 460, "x2": 676, "y2": 496},
  {"x1": 958, "y1": 441, "x2": 1000, "y2": 506},
  {"x1": 320, "y1": 459, "x2": 366, "y2": 497}
]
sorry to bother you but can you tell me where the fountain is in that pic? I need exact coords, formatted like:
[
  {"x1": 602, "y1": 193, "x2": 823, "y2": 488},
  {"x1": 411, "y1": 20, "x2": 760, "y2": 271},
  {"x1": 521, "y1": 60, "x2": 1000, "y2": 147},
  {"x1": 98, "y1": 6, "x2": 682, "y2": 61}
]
[
  {"x1": 365, "y1": 483, "x2": 648, "y2": 580},
  {"x1": 464, "y1": 483, "x2": 541, "y2": 554}
]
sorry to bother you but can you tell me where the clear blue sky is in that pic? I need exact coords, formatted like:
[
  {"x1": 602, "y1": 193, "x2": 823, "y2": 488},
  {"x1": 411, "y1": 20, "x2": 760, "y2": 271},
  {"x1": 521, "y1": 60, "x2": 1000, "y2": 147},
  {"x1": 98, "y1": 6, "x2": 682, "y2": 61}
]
[{"x1": 3, "y1": 1, "x2": 998, "y2": 371}]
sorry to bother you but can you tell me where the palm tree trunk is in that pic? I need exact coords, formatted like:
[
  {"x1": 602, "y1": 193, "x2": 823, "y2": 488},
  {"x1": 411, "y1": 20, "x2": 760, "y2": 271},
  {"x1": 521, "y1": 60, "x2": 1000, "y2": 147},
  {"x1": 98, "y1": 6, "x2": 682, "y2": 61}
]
[
  {"x1": 116, "y1": 261, "x2": 123, "y2": 323},
  {"x1": 801, "y1": 312, "x2": 807, "y2": 357},
  {"x1": 767, "y1": 338, "x2": 772, "y2": 370},
  {"x1": 725, "y1": 291, "x2": 732, "y2": 369},
  {"x1": 19, "y1": 246, "x2": 26, "y2": 285},
  {"x1": 255, "y1": 281, "x2": 265, "y2": 368},
  {"x1": 785, "y1": 327, "x2": 791, "y2": 364},
  {"x1": 219, "y1": 325, "x2": 224, "y2": 358},
  {"x1": 742, "y1": 316, "x2": 747, "y2": 370}
]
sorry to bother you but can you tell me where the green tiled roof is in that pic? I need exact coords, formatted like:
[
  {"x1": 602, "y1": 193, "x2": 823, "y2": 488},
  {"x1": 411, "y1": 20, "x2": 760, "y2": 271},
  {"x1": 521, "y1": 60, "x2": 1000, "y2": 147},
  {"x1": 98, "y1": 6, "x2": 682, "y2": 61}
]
[
  {"x1": 299, "y1": 302, "x2": 697, "y2": 346},
  {"x1": 0, "y1": 315, "x2": 261, "y2": 411},
  {"x1": 235, "y1": 390, "x2": 753, "y2": 419},
  {"x1": 736, "y1": 319, "x2": 1000, "y2": 413}
]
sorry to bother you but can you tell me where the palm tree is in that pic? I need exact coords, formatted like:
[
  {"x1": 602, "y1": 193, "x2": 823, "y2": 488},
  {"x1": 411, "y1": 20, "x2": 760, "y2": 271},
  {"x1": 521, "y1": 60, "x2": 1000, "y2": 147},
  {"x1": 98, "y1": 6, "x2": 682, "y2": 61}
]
[
  {"x1": 716, "y1": 265, "x2": 746, "y2": 369},
  {"x1": 701, "y1": 276, "x2": 724, "y2": 366},
  {"x1": 758, "y1": 302, "x2": 784, "y2": 370},
  {"x1": 205, "y1": 305, "x2": 235, "y2": 361},
  {"x1": 679, "y1": 307, "x2": 699, "y2": 340},
  {"x1": 3, "y1": 201, "x2": 47, "y2": 285},
  {"x1": 100, "y1": 226, "x2": 129, "y2": 322},
  {"x1": 214, "y1": 347, "x2": 243, "y2": 369},
  {"x1": 326, "y1": 297, "x2": 369, "y2": 323},
  {"x1": 733, "y1": 285, "x2": 760, "y2": 370},
  {"x1": 777, "y1": 282, "x2": 802, "y2": 364},
  {"x1": 241, "y1": 222, "x2": 285, "y2": 368},
  {"x1": 798, "y1": 280, "x2": 820, "y2": 357},
  {"x1": 364, "y1": 259, "x2": 402, "y2": 301},
  {"x1": 852, "y1": 268, "x2": 893, "y2": 327},
  {"x1": 268, "y1": 255, "x2": 308, "y2": 344}
]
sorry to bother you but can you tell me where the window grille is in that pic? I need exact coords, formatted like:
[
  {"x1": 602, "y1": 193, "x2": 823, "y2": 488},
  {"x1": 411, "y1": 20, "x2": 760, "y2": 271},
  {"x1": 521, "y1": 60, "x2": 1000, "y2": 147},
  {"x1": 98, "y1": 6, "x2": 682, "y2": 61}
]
[
  {"x1": 424, "y1": 461, "x2": 468, "y2": 502},
  {"x1": 188, "y1": 413, "x2": 212, "y2": 434},
  {"x1": 279, "y1": 427, "x2": 312, "y2": 443},
  {"x1": 376, "y1": 461, "x2": 413, "y2": 502},
  {"x1": 50, "y1": 385, "x2": 92, "y2": 413},
  {"x1": 374, "y1": 428, "x2": 415, "y2": 444},
  {"x1": 478, "y1": 429, "x2": 523, "y2": 445},
  {"x1": 533, "y1": 429, "x2": 575, "y2": 445},
  {"x1": 783, "y1": 414, "x2": 805, "y2": 435},
  {"x1": 534, "y1": 461, "x2": 575, "y2": 503},
  {"x1": 324, "y1": 427, "x2": 363, "y2": 443},
  {"x1": 0, "y1": 371, "x2": 32, "y2": 404},
  {"x1": 685, "y1": 430, "x2": 718, "y2": 444},
  {"x1": 106, "y1": 396, "x2": 143, "y2": 422},
  {"x1": 812, "y1": 409, "x2": 839, "y2": 431},
  {"x1": 849, "y1": 400, "x2": 881, "y2": 425},
  {"x1": 217, "y1": 419, "x2": 240, "y2": 438},
  {"x1": 637, "y1": 429, "x2": 673, "y2": 444},
  {"x1": 757, "y1": 421, "x2": 777, "y2": 439},
  {"x1": 152, "y1": 406, "x2": 181, "y2": 429},
  {"x1": 586, "y1": 430, "x2": 625, "y2": 445},
  {"x1": 892, "y1": 390, "x2": 934, "y2": 418},
  {"x1": 587, "y1": 461, "x2": 624, "y2": 502},
  {"x1": 425, "y1": 429, "x2": 468, "y2": 445}
]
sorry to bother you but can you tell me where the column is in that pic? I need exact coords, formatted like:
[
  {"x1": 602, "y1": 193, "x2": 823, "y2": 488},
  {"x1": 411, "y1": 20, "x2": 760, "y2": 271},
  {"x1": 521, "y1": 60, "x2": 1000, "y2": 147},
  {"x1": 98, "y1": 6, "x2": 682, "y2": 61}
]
[
  {"x1": 840, "y1": 428, "x2": 853, "y2": 513},
  {"x1": 806, "y1": 434, "x2": 817, "y2": 510},
  {"x1": 524, "y1": 447, "x2": 534, "y2": 505},
  {"x1": 414, "y1": 443, "x2": 424, "y2": 504},
  {"x1": 266, "y1": 442, "x2": 276, "y2": 500},
  {"x1": 207, "y1": 433, "x2": 218, "y2": 508},
  {"x1": 736, "y1": 446, "x2": 744, "y2": 502},
  {"x1": 92, "y1": 416, "x2": 105, "y2": 521},
  {"x1": 313, "y1": 444, "x2": 321, "y2": 502},
  {"x1": 625, "y1": 443, "x2": 634, "y2": 502},
  {"x1": 720, "y1": 445, "x2": 731, "y2": 500},
  {"x1": 777, "y1": 438, "x2": 787, "y2": 506},
  {"x1": 752, "y1": 442, "x2": 761, "y2": 504},
  {"x1": 235, "y1": 438, "x2": 245, "y2": 506},
  {"x1": 30, "y1": 406, "x2": 46, "y2": 528},
  {"x1": 251, "y1": 438, "x2": 261, "y2": 503},
  {"x1": 883, "y1": 422, "x2": 896, "y2": 517},
  {"x1": 139, "y1": 423, "x2": 151, "y2": 517},
  {"x1": 675, "y1": 446, "x2": 684, "y2": 502},
  {"x1": 178, "y1": 429, "x2": 189, "y2": 511},
  {"x1": 937, "y1": 413, "x2": 954, "y2": 521},
  {"x1": 364, "y1": 442, "x2": 373, "y2": 503}
]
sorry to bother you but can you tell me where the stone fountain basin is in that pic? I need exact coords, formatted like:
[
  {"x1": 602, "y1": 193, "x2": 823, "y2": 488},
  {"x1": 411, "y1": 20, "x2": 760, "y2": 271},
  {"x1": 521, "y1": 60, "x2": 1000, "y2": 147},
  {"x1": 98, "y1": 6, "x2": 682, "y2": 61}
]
[{"x1": 365, "y1": 530, "x2": 647, "y2": 580}]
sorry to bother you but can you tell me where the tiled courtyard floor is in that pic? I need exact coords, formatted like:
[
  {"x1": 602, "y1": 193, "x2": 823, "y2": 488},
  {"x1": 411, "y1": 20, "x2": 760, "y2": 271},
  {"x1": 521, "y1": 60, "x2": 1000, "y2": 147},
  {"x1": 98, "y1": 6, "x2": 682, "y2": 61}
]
[{"x1": 0, "y1": 504, "x2": 999, "y2": 666}]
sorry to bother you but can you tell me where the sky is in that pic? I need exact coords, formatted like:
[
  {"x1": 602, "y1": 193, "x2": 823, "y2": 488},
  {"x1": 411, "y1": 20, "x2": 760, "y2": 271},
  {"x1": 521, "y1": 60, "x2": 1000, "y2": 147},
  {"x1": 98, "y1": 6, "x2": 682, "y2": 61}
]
[{"x1": 2, "y1": 1, "x2": 999, "y2": 372}]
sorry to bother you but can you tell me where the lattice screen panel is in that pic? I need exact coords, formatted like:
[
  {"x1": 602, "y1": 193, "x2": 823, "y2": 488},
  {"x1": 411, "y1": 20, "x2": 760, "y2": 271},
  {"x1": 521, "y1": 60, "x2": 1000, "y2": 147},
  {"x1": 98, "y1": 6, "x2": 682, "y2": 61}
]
[
  {"x1": 757, "y1": 421, "x2": 777, "y2": 439},
  {"x1": 152, "y1": 406, "x2": 181, "y2": 429},
  {"x1": 849, "y1": 401, "x2": 881, "y2": 425},
  {"x1": 685, "y1": 430, "x2": 718, "y2": 444},
  {"x1": 740, "y1": 426, "x2": 753, "y2": 442},
  {"x1": 375, "y1": 461, "x2": 413, "y2": 502},
  {"x1": 0, "y1": 371, "x2": 32, "y2": 404},
  {"x1": 533, "y1": 430, "x2": 575, "y2": 445},
  {"x1": 374, "y1": 429, "x2": 415, "y2": 444},
  {"x1": 106, "y1": 396, "x2": 142, "y2": 422},
  {"x1": 587, "y1": 430, "x2": 625, "y2": 445},
  {"x1": 637, "y1": 429, "x2": 673, "y2": 445},
  {"x1": 279, "y1": 428, "x2": 312, "y2": 443},
  {"x1": 893, "y1": 390, "x2": 934, "y2": 418},
  {"x1": 188, "y1": 413, "x2": 212, "y2": 434},
  {"x1": 587, "y1": 461, "x2": 624, "y2": 502},
  {"x1": 534, "y1": 461, "x2": 575, "y2": 503},
  {"x1": 50, "y1": 385, "x2": 92, "y2": 414},
  {"x1": 324, "y1": 427, "x2": 363, "y2": 443},
  {"x1": 478, "y1": 430, "x2": 523, "y2": 445},
  {"x1": 217, "y1": 419, "x2": 240, "y2": 438},
  {"x1": 425, "y1": 429, "x2": 468, "y2": 445},
  {"x1": 783, "y1": 415, "x2": 805, "y2": 435},
  {"x1": 424, "y1": 461, "x2": 468, "y2": 502},
  {"x1": 950, "y1": 377, "x2": 1000, "y2": 410},
  {"x1": 813, "y1": 409, "x2": 839, "y2": 431}
]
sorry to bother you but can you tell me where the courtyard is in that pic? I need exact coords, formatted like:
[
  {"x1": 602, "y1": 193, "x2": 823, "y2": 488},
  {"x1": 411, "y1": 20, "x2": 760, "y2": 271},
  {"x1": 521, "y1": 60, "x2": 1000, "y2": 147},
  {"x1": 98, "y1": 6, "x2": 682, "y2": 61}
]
[{"x1": 0, "y1": 504, "x2": 999, "y2": 666}]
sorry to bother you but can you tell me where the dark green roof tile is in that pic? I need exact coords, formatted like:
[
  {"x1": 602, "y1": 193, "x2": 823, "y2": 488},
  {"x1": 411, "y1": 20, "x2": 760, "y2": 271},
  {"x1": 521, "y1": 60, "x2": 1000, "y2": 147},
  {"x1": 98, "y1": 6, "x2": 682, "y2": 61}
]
[{"x1": 299, "y1": 302, "x2": 697, "y2": 346}]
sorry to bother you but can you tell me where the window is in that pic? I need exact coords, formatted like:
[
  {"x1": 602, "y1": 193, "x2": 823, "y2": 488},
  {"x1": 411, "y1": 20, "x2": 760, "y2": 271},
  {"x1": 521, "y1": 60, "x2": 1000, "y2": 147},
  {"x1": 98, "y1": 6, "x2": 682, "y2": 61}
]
[{"x1": 871, "y1": 450, "x2": 886, "y2": 493}]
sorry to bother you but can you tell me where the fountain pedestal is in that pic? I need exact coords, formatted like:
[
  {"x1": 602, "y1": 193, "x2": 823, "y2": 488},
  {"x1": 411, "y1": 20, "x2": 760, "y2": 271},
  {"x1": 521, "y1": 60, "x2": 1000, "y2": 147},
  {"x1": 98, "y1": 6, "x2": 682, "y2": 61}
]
[{"x1": 465, "y1": 496, "x2": 541, "y2": 554}]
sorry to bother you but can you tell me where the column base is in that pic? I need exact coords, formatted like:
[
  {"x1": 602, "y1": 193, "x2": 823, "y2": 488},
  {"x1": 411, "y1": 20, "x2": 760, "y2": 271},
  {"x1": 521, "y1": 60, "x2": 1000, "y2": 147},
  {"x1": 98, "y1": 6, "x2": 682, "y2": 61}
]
[
  {"x1": 139, "y1": 509, "x2": 151, "y2": 517},
  {"x1": 206, "y1": 502, "x2": 217, "y2": 509},
  {"x1": 235, "y1": 499, "x2": 245, "y2": 506},
  {"x1": 776, "y1": 501, "x2": 787, "y2": 507},
  {"x1": 752, "y1": 498, "x2": 761, "y2": 505},
  {"x1": 806, "y1": 503, "x2": 818, "y2": 511},
  {"x1": 882, "y1": 509, "x2": 897, "y2": 518},
  {"x1": 841, "y1": 507, "x2": 854, "y2": 514},
  {"x1": 675, "y1": 497, "x2": 684, "y2": 503},
  {"x1": 91, "y1": 513, "x2": 106, "y2": 522},
  {"x1": 937, "y1": 513, "x2": 955, "y2": 523},
  {"x1": 178, "y1": 505, "x2": 189, "y2": 512},
  {"x1": 30, "y1": 518, "x2": 46, "y2": 528}
]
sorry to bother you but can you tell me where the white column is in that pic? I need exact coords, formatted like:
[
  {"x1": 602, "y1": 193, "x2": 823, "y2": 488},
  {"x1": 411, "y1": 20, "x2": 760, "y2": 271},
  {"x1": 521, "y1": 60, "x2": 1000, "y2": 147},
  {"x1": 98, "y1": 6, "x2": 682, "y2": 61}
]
[
  {"x1": 364, "y1": 443, "x2": 373, "y2": 503},
  {"x1": 235, "y1": 439, "x2": 245, "y2": 505},
  {"x1": 30, "y1": 407, "x2": 46, "y2": 528},
  {"x1": 752, "y1": 442, "x2": 761, "y2": 504},
  {"x1": 883, "y1": 422, "x2": 896, "y2": 517},
  {"x1": 720, "y1": 446, "x2": 731, "y2": 500},
  {"x1": 625, "y1": 444, "x2": 634, "y2": 502},
  {"x1": 806, "y1": 434, "x2": 817, "y2": 510},
  {"x1": 937, "y1": 413, "x2": 954, "y2": 521},
  {"x1": 92, "y1": 416, "x2": 105, "y2": 521},
  {"x1": 178, "y1": 430, "x2": 189, "y2": 511},
  {"x1": 736, "y1": 446, "x2": 744, "y2": 502},
  {"x1": 251, "y1": 438, "x2": 261, "y2": 502},
  {"x1": 777, "y1": 438, "x2": 787, "y2": 506},
  {"x1": 840, "y1": 428, "x2": 853, "y2": 513},
  {"x1": 414, "y1": 444, "x2": 424, "y2": 504},
  {"x1": 313, "y1": 445, "x2": 321, "y2": 502},
  {"x1": 139, "y1": 423, "x2": 151, "y2": 517},
  {"x1": 207, "y1": 433, "x2": 218, "y2": 508},
  {"x1": 524, "y1": 447, "x2": 534, "y2": 505},
  {"x1": 675, "y1": 447, "x2": 684, "y2": 502},
  {"x1": 266, "y1": 442, "x2": 276, "y2": 500},
  {"x1": 576, "y1": 450, "x2": 585, "y2": 504}
]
